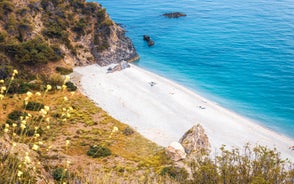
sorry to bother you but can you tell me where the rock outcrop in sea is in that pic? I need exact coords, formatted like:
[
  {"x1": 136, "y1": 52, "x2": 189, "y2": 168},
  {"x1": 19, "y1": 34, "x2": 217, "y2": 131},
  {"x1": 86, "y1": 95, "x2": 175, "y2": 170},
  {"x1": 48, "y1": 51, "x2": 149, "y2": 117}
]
[
  {"x1": 143, "y1": 35, "x2": 154, "y2": 47},
  {"x1": 163, "y1": 12, "x2": 187, "y2": 18}
]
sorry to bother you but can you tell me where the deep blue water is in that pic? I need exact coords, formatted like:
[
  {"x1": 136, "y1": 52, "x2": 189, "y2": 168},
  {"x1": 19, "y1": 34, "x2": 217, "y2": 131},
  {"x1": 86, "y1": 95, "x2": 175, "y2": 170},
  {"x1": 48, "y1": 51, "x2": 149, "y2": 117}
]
[{"x1": 93, "y1": 0, "x2": 294, "y2": 138}]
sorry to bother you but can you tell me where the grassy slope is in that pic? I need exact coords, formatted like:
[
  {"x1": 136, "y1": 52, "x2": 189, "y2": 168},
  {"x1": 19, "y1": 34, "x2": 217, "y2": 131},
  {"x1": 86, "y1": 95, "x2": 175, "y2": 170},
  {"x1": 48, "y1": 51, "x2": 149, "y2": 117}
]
[{"x1": 0, "y1": 80, "x2": 174, "y2": 183}]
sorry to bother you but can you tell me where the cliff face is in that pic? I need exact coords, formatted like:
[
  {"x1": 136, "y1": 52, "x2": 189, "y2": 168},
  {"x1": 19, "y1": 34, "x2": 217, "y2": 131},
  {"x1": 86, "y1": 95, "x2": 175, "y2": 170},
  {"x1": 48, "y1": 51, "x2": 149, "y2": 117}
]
[{"x1": 0, "y1": 0, "x2": 138, "y2": 68}]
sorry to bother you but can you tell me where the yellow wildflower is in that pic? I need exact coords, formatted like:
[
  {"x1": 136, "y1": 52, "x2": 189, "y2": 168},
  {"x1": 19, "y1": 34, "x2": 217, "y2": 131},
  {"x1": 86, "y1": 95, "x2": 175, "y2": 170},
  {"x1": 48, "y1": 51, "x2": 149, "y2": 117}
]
[
  {"x1": 35, "y1": 92, "x2": 41, "y2": 96},
  {"x1": 44, "y1": 105, "x2": 50, "y2": 111},
  {"x1": 0, "y1": 94, "x2": 4, "y2": 100},
  {"x1": 17, "y1": 170, "x2": 23, "y2": 177},
  {"x1": 26, "y1": 91, "x2": 33, "y2": 97},
  {"x1": 46, "y1": 125, "x2": 50, "y2": 129},
  {"x1": 46, "y1": 84, "x2": 52, "y2": 91},
  {"x1": 65, "y1": 75, "x2": 70, "y2": 82},
  {"x1": 32, "y1": 144, "x2": 39, "y2": 151},
  {"x1": 1, "y1": 86, "x2": 6, "y2": 91},
  {"x1": 66, "y1": 140, "x2": 70, "y2": 146},
  {"x1": 62, "y1": 85, "x2": 67, "y2": 90},
  {"x1": 13, "y1": 69, "x2": 18, "y2": 75},
  {"x1": 20, "y1": 124, "x2": 26, "y2": 129},
  {"x1": 112, "y1": 126, "x2": 119, "y2": 133},
  {"x1": 25, "y1": 155, "x2": 31, "y2": 163},
  {"x1": 63, "y1": 96, "x2": 68, "y2": 101},
  {"x1": 0, "y1": 79, "x2": 4, "y2": 83},
  {"x1": 12, "y1": 123, "x2": 17, "y2": 127},
  {"x1": 4, "y1": 128, "x2": 8, "y2": 133},
  {"x1": 39, "y1": 109, "x2": 47, "y2": 116}
]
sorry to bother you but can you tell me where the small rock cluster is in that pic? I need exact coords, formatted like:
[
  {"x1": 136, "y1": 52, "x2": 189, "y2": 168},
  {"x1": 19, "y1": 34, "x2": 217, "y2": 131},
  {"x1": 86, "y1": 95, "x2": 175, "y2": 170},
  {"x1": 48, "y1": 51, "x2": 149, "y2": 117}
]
[{"x1": 143, "y1": 35, "x2": 154, "y2": 47}]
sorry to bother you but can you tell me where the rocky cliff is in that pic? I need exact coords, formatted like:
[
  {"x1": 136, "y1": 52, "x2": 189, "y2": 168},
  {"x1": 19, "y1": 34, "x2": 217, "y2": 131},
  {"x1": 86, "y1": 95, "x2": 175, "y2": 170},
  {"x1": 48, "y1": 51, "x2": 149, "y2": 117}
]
[{"x1": 0, "y1": 0, "x2": 138, "y2": 68}]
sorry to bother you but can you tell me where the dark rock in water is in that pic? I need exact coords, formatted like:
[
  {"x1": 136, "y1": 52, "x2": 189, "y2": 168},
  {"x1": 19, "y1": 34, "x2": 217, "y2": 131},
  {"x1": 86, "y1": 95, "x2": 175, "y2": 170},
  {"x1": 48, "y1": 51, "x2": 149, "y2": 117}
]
[
  {"x1": 163, "y1": 12, "x2": 187, "y2": 18},
  {"x1": 143, "y1": 35, "x2": 154, "y2": 47},
  {"x1": 147, "y1": 40, "x2": 154, "y2": 47},
  {"x1": 143, "y1": 35, "x2": 151, "y2": 41}
]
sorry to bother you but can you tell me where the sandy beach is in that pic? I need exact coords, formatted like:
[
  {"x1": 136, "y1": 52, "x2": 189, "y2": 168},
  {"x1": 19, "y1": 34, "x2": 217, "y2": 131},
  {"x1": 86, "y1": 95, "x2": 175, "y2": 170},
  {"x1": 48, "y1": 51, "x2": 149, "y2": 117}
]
[{"x1": 72, "y1": 64, "x2": 294, "y2": 160}]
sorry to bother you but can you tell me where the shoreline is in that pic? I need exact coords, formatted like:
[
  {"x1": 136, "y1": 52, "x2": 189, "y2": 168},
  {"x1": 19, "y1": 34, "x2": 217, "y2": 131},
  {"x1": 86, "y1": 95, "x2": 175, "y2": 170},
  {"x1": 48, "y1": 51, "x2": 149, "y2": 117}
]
[{"x1": 71, "y1": 64, "x2": 294, "y2": 161}]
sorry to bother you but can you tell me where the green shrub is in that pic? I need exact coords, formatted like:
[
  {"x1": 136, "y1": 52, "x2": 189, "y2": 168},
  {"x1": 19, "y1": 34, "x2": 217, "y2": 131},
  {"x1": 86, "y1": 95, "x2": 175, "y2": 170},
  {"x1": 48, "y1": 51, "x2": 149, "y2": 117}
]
[
  {"x1": 87, "y1": 145, "x2": 111, "y2": 158},
  {"x1": 72, "y1": 18, "x2": 87, "y2": 36},
  {"x1": 65, "y1": 81, "x2": 77, "y2": 91},
  {"x1": 0, "y1": 31, "x2": 7, "y2": 43},
  {"x1": 123, "y1": 126, "x2": 134, "y2": 136},
  {"x1": 7, "y1": 79, "x2": 30, "y2": 94},
  {"x1": 39, "y1": 73, "x2": 64, "y2": 88},
  {"x1": 25, "y1": 101, "x2": 44, "y2": 111},
  {"x1": 0, "y1": 63, "x2": 11, "y2": 79},
  {"x1": 160, "y1": 166, "x2": 188, "y2": 182},
  {"x1": 7, "y1": 110, "x2": 27, "y2": 121},
  {"x1": 0, "y1": 1, "x2": 14, "y2": 16},
  {"x1": 52, "y1": 167, "x2": 69, "y2": 181},
  {"x1": 55, "y1": 66, "x2": 73, "y2": 75},
  {"x1": 3, "y1": 38, "x2": 63, "y2": 65}
]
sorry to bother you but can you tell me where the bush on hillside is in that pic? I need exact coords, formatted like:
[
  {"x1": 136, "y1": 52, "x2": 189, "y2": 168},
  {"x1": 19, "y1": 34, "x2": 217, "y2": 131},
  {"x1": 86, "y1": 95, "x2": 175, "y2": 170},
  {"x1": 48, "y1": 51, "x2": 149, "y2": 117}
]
[
  {"x1": 7, "y1": 110, "x2": 27, "y2": 121},
  {"x1": 3, "y1": 38, "x2": 63, "y2": 65},
  {"x1": 160, "y1": 166, "x2": 189, "y2": 182},
  {"x1": 55, "y1": 67, "x2": 73, "y2": 75},
  {"x1": 0, "y1": 1, "x2": 14, "y2": 17},
  {"x1": 87, "y1": 145, "x2": 111, "y2": 158},
  {"x1": 52, "y1": 167, "x2": 69, "y2": 181},
  {"x1": 25, "y1": 101, "x2": 45, "y2": 111},
  {"x1": 123, "y1": 127, "x2": 134, "y2": 136},
  {"x1": 7, "y1": 79, "x2": 31, "y2": 94},
  {"x1": 39, "y1": 73, "x2": 64, "y2": 89},
  {"x1": 65, "y1": 81, "x2": 77, "y2": 92}
]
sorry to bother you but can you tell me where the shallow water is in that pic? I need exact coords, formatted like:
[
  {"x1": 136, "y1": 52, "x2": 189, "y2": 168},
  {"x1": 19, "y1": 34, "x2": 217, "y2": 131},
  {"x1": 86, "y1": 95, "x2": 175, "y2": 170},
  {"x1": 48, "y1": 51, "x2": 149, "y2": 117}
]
[{"x1": 93, "y1": 0, "x2": 294, "y2": 138}]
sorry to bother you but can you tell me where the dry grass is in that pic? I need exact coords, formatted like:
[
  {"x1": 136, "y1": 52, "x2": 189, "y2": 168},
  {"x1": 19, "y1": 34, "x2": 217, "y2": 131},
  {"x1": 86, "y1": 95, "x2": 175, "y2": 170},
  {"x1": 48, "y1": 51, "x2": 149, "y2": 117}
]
[{"x1": 0, "y1": 72, "x2": 174, "y2": 183}]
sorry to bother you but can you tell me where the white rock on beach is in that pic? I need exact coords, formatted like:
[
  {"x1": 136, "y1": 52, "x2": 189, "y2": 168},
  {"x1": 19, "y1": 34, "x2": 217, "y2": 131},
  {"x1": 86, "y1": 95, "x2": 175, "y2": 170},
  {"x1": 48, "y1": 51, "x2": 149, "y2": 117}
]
[{"x1": 166, "y1": 142, "x2": 187, "y2": 161}]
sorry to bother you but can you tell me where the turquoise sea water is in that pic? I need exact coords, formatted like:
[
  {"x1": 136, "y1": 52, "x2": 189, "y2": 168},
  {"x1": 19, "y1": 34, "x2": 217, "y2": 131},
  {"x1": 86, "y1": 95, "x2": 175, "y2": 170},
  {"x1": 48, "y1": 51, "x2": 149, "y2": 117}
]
[{"x1": 93, "y1": 0, "x2": 294, "y2": 138}]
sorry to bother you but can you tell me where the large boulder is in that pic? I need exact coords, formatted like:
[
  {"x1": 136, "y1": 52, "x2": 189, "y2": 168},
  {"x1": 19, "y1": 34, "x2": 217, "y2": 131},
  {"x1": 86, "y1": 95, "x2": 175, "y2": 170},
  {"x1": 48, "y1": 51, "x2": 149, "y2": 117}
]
[
  {"x1": 166, "y1": 142, "x2": 187, "y2": 161},
  {"x1": 179, "y1": 124, "x2": 210, "y2": 157}
]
